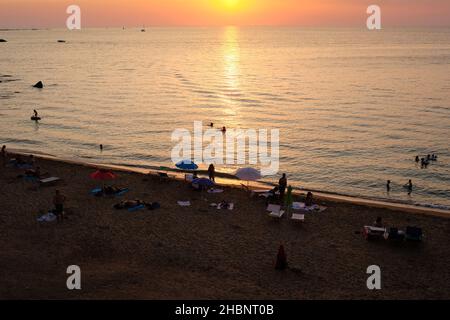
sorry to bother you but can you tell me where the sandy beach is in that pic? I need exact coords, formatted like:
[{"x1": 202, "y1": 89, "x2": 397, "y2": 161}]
[{"x1": 0, "y1": 153, "x2": 449, "y2": 300}]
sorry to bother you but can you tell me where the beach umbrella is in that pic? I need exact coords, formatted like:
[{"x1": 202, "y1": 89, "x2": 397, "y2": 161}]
[
  {"x1": 90, "y1": 169, "x2": 116, "y2": 181},
  {"x1": 192, "y1": 178, "x2": 215, "y2": 188},
  {"x1": 235, "y1": 167, "x2": 261, "y2": 186},
  {"x1": 175, "y1": 160, "x2": 199, "y2": 171}
]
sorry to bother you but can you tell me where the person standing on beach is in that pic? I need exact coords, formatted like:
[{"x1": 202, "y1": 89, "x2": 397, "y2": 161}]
[
  {"x1": 1, "y1": 145, "x2": 6, "y2": 166},
  {"x1": 386, "y1": 180, "x2": 391, "y2": 192},
  {"x1": 279, "y1": 174, "x2": 287, "y2": 204},
  {"x1": 208, "y1": 164, "x2": 215, "y2": 182},
  {"x1": 53, "y1": 190, "x2": 66, "y2": 223}
]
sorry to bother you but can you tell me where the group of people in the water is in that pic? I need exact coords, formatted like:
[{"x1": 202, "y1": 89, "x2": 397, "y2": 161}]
[
  {"x1": 208, "y1": 122, "x2": 227, "y2": 133},
  {"x1": 415, "y1": 154, "x2": 438, "y2": 168},
  {"x1": 386, "y1": 179, "x2": 414, "y2": 195}
]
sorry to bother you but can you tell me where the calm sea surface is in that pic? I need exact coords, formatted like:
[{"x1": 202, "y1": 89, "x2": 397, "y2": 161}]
[{"x1": 1, "y1": 27, "x2": 449, "y2": 207}]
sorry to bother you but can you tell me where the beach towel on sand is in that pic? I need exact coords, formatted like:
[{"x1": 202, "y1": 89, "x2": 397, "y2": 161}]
[
  {"x1": 91, "y1": 187, "x2": 129, "y2": 197},
  {"x1": 37, "y1": 212, "x2": 57, "y2": 222},
  {"x1": 210, "y1": 202, "x2": 234, "y2": 210},
  {"x1": 177, "y1": 201, "x2": 191, "y2": 207},
  {"x1": 207, "y1": 188, "x2": 224, "y2": 194},
  {"x1": 292, "y1": 202, "x2": 327, "y2": 212}
]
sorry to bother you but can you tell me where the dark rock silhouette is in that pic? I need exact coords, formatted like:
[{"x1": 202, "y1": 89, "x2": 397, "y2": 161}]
[
  {"x1": 57, "y1": 40, "x2": 66, "y2": 43},
  {"x1": 0, "y1": 39, "x2": 7, "y2": 43},
  {"x1": 33, "y1": 81, "x2": 44, "y2": 89}
]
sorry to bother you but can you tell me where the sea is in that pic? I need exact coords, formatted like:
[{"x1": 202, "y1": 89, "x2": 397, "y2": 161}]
[{"x1": 1, "y1": 27, "x2": 449, "y2": 207}]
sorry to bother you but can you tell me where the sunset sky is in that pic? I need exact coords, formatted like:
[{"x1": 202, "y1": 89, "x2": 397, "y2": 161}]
[{"x1": 1, "y1": 0, "x2": 450, "y2": 28}]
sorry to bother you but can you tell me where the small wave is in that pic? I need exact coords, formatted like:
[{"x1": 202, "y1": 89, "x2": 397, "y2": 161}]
[{"x1": 415, "y1": 203, "x2": 450, "y2": 211}]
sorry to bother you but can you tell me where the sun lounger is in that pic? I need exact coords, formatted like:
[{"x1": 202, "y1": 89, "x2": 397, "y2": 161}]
[
  {"x1": 217, "y1": 203, "x2": 234, "y2": 210},
  {"x1": 177, "y1": 201, "x2": 191, "y2": 207},
  {"x1": 405, "y1": 227, "x2": 423, "y2": 242},
  {"x1": 267, "y1": 204, "x2": 285, "y2": 218},
  {"x1": 363, "y1": 226, "x2": 386, "y2": 240},
  {"x1": 384, "y1": 228, "x2": 405, "y2": 241},
  {"x1": 127, "y1": 204, "x2": 146, "y2": 212},
  {"x1": 39, "y1": 177, "x2": 61, "y2": 186},
  {"x1": 291, "y1": 213, "x2": 305, "y2": 222}
]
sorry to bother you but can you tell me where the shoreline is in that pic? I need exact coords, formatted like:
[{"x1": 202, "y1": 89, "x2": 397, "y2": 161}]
[{"x1": 8, "y1": 147, "x2": 450, "y2": 218}]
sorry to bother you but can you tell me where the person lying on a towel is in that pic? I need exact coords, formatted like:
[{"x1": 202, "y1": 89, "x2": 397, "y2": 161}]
[
  {"x1": 114, "y1": 200, "x2": 160, "y2": 210},
  {"x1": 95, "y1": 185, "x2": 127, "y2": 196},
  {"x1": 114, "y1": 200, "x2": 148, "y2": 209}
]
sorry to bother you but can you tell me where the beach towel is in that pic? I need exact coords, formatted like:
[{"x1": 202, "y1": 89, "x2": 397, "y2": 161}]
[
  {"x1": 207, "y1": 188, "x2": 224, "y2": 194},
  {"x1": 90, "y1": 187, "x2": 129, "y2": 197},
  {"x1": 37, "y1": 212, "x2": 57, "y2": 222},
  {"x1": 127, "y1": 204, "x2": 146, "y2": 212},
  {"x1": 39, "y1": 177, "x2": 61, "y2": 185},
  {"x1": 177, "y1": 201, "x2": 191, "y2": 207},
  {"x1": 292, "y1": 202, "x2": 327, "y2": 213}
]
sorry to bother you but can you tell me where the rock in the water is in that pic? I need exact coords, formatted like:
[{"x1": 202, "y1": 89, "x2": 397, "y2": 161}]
[
  {"x1": 57, "y1": 40, "x2": 66, "y2": 43},
  {"x1": 33, "y1": 81, "x2": 44, "y2": 89},
  {"x1": 0, "y1": 39, "x2": 7, "y2": 43}
]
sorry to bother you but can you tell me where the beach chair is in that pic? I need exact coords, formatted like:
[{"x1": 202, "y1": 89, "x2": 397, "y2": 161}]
[
  {"x1": 185, "y1": 173, "x2": 194, "y2": 182},
  {"x1": 291, "y1": 213, "x2": 305, "y2": 222},
  {"x1": 405, "y1": 227, "x2": 423, "y2": 242},
  {"x1": 39, "y1": 177, "x2": 61, "y2": 186},
  {"x1": 158, "y1": 172, "x2": 170, "y2": 182},
  {"x1": 217, "y1": 202, "x2": 234, "y2": 210},
  {"x1": 267, "y1": 204, "x2": 285, "y2": 219},
  {"x1": 384, "y1": 227, "x2": 405, "y2": 241},
  {"x1": 363, "y1": 226, "x2": 386, "y2": 241}
]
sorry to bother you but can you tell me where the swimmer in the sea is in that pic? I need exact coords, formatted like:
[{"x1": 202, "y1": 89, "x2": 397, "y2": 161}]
[{"x1": 221, "y1": 126, "x2": 227, "y2": 133}]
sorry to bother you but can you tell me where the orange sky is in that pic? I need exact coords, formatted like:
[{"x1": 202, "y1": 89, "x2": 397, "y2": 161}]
[{"x1": 1, "y1": 0, "x2": 450, "y2": 28}]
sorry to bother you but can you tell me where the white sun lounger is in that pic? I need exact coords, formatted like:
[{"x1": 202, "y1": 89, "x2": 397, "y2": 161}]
[
  {"x1": 39, "y1": 177, "x2": 61, "y2": 185},
  {"x1": 291, "y1": 213, "x2": 305, "y2": 222},
  {"x1": 267, "y1": 204, "x2": 284, "y2": 218},
  {"x1": 177, "y1": 201, "x2": 191, "y2": 207}
]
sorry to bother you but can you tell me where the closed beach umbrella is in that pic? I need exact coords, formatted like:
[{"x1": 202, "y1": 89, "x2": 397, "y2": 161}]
[
  {"x1": 90, "y1": 169, "x2": 116, "y2": 181},
  {"x1": 175, "y1": 160, "x2": 199, "y2": 171}
]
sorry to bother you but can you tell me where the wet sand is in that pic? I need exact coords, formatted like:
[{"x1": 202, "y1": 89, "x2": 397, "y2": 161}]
[{"x1": 0, "y1": 154, "x2": 449, "y2": 299}]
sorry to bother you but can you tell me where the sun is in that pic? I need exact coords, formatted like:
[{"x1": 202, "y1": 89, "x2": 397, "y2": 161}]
[{"x1": 222, "y1": 0, "x2": 241, "y2": 9}]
